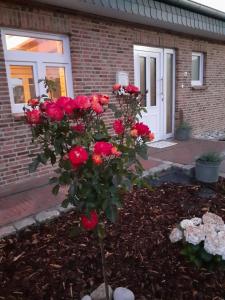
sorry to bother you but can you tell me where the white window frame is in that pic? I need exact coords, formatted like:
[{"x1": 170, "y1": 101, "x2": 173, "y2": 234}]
[
  {"x1": 191, "y1": 52, "x2": 204, "y2": 86},
  {"x1": 1, "y1": 28, "x2": 74, "y2": 113}
]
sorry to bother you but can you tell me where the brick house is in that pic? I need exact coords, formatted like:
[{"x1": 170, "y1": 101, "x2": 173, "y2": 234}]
[{"x1": 1, "y1": 0, "x2": 225, "y2": 188}]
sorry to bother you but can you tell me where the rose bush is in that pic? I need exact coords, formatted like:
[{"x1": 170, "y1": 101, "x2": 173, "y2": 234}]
[
  {"x1": 25, "y1": 82, "x2": 155, "y2": 298},
  {"x1": 25, "y1": 83, "x2": 154, "y2": 229}
]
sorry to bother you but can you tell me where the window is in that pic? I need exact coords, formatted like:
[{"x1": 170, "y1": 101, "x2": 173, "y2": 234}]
[
  {"x1": 191, "y1": 52, "x2": 204, "y2": 86},
  {"x1": 1, "y1": 30, "x2": 73, "y2": 113}
]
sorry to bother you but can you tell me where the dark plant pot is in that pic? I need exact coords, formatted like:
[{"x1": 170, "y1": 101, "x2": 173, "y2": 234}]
[
  {"x1": 195, "y1": 160, "x2": 221, "y2": 183},
  {"x1": 175, "y1": 128, "x2": 191, "y2": 141}
]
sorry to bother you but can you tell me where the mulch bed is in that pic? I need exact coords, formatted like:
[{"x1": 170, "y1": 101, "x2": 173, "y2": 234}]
[{"x1": 1, "y1": 181, "x2": 225, "y2": 300}]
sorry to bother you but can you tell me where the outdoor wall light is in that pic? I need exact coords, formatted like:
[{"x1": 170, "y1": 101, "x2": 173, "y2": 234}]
[{"x1": 116, "y1": 71, "x2": 129, "y2": 85}]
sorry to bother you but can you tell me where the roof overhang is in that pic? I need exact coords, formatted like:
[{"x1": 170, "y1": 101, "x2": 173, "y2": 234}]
[{"x1": 34, "y1": 0, "x2": 225, "y2": 41}]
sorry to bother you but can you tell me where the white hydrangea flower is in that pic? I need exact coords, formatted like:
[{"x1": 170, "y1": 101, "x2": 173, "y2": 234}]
[
  {"x1": 184, "y1": 225, "x2": 205, "y2": 245},
  {"x1": 190, "y1": 217, "x2": 202, "y2": 226},
  {"x1": 169, "y1": 228, "x2": 183, "y2": 243},
  {"x1": 202, "y1": 212, "x2": 224, "y2": 227},
  {"x1": 180, "y1": 219, "x2": 193, "y2": 229},
  {"x1": 217, "y1": 231, "x2": 225, "y2": 257},
  {"x1": 202, "y1": 223, "x2": 217, "y2": 237},
  {"x1": 204, "y1": 233, "x2": 219, "y2": 256}
]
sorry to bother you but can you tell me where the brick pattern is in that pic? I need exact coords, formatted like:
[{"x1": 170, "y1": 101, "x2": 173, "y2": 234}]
[{"x1": 0, "y1": 1, "x2": 225, "y2": 187}]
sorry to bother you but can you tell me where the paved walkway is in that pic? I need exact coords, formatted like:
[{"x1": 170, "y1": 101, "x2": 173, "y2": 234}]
[{"x1": 0, "y1": 138, "x2": 225, "y2": 229}]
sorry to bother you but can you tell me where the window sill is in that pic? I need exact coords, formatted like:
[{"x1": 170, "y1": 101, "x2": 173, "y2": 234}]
[{"x1": 191, "y1": 85, "x2": 207, "y2": 90}]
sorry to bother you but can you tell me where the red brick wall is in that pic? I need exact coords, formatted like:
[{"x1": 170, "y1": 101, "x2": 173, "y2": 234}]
[{"x1": 0, "y1": 1, "x2": 225, "y2": 187}]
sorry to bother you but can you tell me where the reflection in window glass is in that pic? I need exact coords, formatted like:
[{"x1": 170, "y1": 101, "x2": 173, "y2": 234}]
[
  {"x1": 192, "y1": 55, "x2": 200, "y2": 81},
  {"x1": 6, "y1": 35, "x2": 63, "y2": 53},
  {"x1": 140, "y1": 56, "x2": 146, "y2": 107},
  {"x1": 166, "y1": 54, "x2": 173, "y2": 134},
  {"x1": 9, "y1": 65, "x2": 36, "y2": 104},
  {"x1": 150, "y1": 57, "x2": 156, "y2": 106},
  {"x1": 46, "y1": 67, "x2": 67, "y2": 98}
]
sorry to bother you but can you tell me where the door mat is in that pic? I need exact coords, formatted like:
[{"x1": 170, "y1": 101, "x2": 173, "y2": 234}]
[{"x1": 147, "y1": 141, "x2": 177, "y2": 149}]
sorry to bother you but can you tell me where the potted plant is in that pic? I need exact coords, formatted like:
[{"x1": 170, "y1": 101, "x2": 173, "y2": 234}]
[
  {"x1": 195, "y1": 152, "x2": 223, "y2": 183},
  {"x1": 175, "y1": 109, "x2": 192, "y2": 141}
]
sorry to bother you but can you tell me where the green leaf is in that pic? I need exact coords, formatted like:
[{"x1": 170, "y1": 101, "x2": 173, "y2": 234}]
[
  {"x1": 60, "y1": 159, "x2": 71, "y2": 170},
  {"x1": 136, "y1": 144, "x2": 148, "y2": 160},
  {"x1": 39, "y1": 153, "x2": 48, "y2": 164},
  {"x1": 29, "y1": 158, "x2": 40, "y2": 173},
  {"x1": 49, "y1": 177, "x2": 58, "y2": 184},
  {"x1": 93, "y1": 133, "x2": 109, "y2": 141},
  {"x1": 200, "y1": 250, "x2": 213, "y2": 262},
  {"x1": 105, "y1": 205, "x2": 118, "y2": 223},
  {"x1": 115, "y1": 111, "x2": 123, "y2": 118},
  {"x1": 52, "y1": 184, "x2": 60, "y2": 195},
  {"x1": 108, "y1": 103, "x2": 117, "y2": 112},
  {"x1": 59, "y1": 171, "x2": 71, "y2": 185}
]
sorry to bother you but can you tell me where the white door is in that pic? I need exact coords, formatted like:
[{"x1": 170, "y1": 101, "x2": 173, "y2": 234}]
[{"x1": 134, "y1": 46, "x2": 175, "y2": 141}]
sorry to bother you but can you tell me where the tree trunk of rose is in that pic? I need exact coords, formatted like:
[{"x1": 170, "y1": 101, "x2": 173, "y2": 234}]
[{"x1": 98, "y1": 225, "x2": 110, "y2": 300}]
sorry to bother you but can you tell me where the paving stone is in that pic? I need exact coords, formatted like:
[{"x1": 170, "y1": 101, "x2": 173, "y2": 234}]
[
  {"x1": 143, "y1": 163, "x2": 173, "y2": 177},
  {"x1": 0, "y1": 225, "x2": 16, "y2": 239},
  {"x1": 35, "y1": 209, "x2": 60, "y2": 223},
  {"x1": 14, "y1": 217, "x2": 36, "y2": 231},
  {"x1": 57, "y1": 203, "x2": 75, "y2": 213},
  {"x1": 181, "y1": 164, "x2": 195, "y2": 176},
  {"x1": 81, "y1": 296, "x2": 92, "y2": 300}
]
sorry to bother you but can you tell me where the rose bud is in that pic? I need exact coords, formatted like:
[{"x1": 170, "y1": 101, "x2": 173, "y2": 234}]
[
  {"x1": 92, "y1": 154, "x2": 103, "y2": 165},
  {"x1": 81, "y1": 210, "x2": 99, "y2": 230},
  {"x1": 130, "y1": 129, "x2": 138, "y2": 137}
]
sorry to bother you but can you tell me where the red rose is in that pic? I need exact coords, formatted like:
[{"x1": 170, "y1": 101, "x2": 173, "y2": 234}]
[
  {"x1": 45, "y1": 103, "x2": 64, "y2": 121},
  {"x1": 92, "y1": 154, "x2": 103, "y2": 165},
  {"x1": 26, "y1": 109, "x2": 41, "y2": 124},
  {"x1": 40, "y1": 100, "x2": 51, "y2": 112},
  {"x1": 98, "y1": 94, "x2": 109, "y2": 105},
  {"x1": 132, "y1": 122, "x2": 150, "y2": 137},
  {"x1": 28, "y1": 98, "x2": 39, "y2": 107},
  {"x1": 113, "y1": 119, "x2": 124, "y2": 135},
  {"x1": 81, "y1": 210, "x2": 98, "y2": 230},
  {"x1": 130, "y1": 129, "x2": 138, "y2": 137},
  {"x1": 90, "y1": 94, "x2": 99, "y2": 104},
  {"x1": 94, "y1": 141, "x2": 113, "y2": 156},
  {"x1": 75, "y1": 95, "x2": 91, "y2": 110},
  {"x1": 125, "y1": 84, "x2": 140, "y2": 94},
  {"x1": 113, "y1": 83, "x2": 121, "y2": 91},
  {"x1": 71, "y1": 123, "x2": 85, "y2": 133},
  {"x1": 68, "y1": 146, "x2": 88, "y2": 167},
  {"x1": 92, "y1": 102, "x2": 104, "y2": 114},
  {"x1": 111, "y1": 146, "x2": 121, "y2": 157},
  {"x1": 149, "y1": 132, "x2": 155, "y2": 141},
  {"x1": 64, "y1": 99, "x2": 76, "y2": 115},
  {"x1": 56, "y1": 96, "x2": 72, "y2": 108}
]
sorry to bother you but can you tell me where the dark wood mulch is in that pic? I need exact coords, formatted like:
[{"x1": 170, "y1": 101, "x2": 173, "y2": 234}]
[{"x1": 1, "y1": 181, "x2": 225, "y2": 300}]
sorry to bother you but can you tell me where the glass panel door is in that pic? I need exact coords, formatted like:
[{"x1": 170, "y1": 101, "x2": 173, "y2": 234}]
[
  {"x1": 134, "y1": 47, "x2": 163, "y2": 141},
  {"x1": 164, "y1": 49, "x2": 175, "y2": 137}
]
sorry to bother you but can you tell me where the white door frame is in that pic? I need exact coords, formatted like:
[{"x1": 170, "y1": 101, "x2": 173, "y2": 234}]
[{"x1": 134, "y1": 45, "x2": 176, "y2": 141}]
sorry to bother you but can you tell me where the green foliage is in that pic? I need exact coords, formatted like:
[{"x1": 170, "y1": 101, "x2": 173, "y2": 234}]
[
  {"x1": 181, "y1": 242, "x2": 225, "y2": 270},
  {"x1": 177, "y1": 121, "x2": 192, "y2": 130},
  {"x1": 197, "y1": 151, "x2": 222, "y2": 163},
  {"x1": 26, "y1": 84, "x2": 151, "y2": 224}
]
